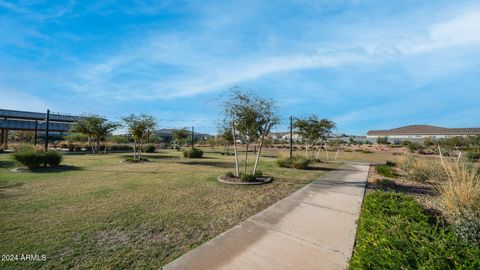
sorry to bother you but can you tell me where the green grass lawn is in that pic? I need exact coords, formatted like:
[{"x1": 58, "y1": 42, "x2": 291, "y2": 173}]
[{"x1": 0, "y1": 150, "x2": 338, "y2": 269}]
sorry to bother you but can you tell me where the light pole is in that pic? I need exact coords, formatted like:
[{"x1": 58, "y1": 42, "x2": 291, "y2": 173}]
[
  {"x1": 289, "y1": 116, "x2": 293, "y2": 159},
  {"x1": 191, "y1": 126, "x2": 194, "y2": 149}
]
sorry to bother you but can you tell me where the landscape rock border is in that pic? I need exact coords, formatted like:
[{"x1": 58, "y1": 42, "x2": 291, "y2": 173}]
[{"x1": 217, "y1": 175, "x2": 273, "y2": 185}]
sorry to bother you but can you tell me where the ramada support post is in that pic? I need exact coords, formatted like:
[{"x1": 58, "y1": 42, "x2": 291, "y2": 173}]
[{"x1": 1, "y1": 128, "x2": 8, "y2": 149}]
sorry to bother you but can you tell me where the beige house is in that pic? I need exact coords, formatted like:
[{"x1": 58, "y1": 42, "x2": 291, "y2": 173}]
[{"x1": 367, "y1": 125, "x2": 480, "y2": 141}]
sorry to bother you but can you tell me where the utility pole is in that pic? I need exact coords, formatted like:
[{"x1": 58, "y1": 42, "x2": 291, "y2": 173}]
[
  {"x1": 289, "y1": 116, "x2": 293, "y2": 159},
  {"x1": 34, "y1": 120, "x2": 38, "y2": 146},
  {"x1": 191, "y1": 126, "x2": 194, "y2": 149}
]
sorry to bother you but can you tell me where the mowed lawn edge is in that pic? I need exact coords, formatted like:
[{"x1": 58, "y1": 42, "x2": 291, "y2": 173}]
[{"x1": 1, "y1": 150, "x2": 339, "y2": 269}]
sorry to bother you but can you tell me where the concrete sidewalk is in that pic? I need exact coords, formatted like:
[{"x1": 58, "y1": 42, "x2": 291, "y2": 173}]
[{"x1": 164, "y1": 163, "x2": 370, "y2": 270}]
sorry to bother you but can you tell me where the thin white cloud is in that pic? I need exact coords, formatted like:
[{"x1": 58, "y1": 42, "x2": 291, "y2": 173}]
[
  {"x1": 0, "y1": 0, "x2": 77, "y2": 20},
  {"x1": 0, "y1": 88, "x2": 52, "y2": 112},
  {"x1": 68, "y1": 4, "x2": 480, "y2": 101},
  {"x1": 398, "y1": 9, "x2": 480, "y2": 54}
]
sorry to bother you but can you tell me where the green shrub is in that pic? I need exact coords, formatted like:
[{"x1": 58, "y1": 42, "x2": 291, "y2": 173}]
[
  {"x1": 142, "y1": 144, "x2": 156, "y2": 153},
  {"x1": 124, "y1": 157, "x2": 148, "y2": 162},
  {"x1": 376, "y1": 136, "x2": 389, "y2": 145},
  {"x1": 454, "y1": 211, "x2": 480, "y2": 245},
  {"x1": 0, "y1": 147, "x2": 3, "y2": 153},
  {"x1": 255, "y1": 170, "x2": 263, "y2": 177},
  {"x1": 386, "y1": 160, "x2": 396, "y2": 166},
  {"x1": 225, "y1": 171, "x2": 235, "y2": 178},
  {"x1": 375, "y1": 165, "x2": 396, "y2": 178},
  {"x1": 240, "y1": 173, "x2": 256, "y2": 182},
  {"x1": 45, "y1": 151, "x2": 63, "y2": 167},
  {"x1": 465, "y1": 151, "x2": 480, "y2": 161},
  {"x1": 355, "y1": 149, "x2": 372, "y2": 154},
  {"x1": 407, "y1": 142, "x2": 424, "y2": 152},
  {"x1": 277, "y1": 156, "x2": 310, "y2": 169},
  {"x1": 377, "y1": 178, "x2": 394, "y2": 186},
  {"x1": 349, "y1": 191, "x2": 480, "y2": 269},
  {"x1": 183, "y1": 148, "x2": 204, "y2": 158},
  {"x1": 12, "y1": 146, "x2": 45, "y2": 169}
]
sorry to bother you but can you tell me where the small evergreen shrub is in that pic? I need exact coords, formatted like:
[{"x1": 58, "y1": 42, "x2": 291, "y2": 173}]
[
  {"x1": 12, "y1": 146, "x2": 45, "y2": 169},
  {"x1": 407, "y1": 142, "x2": 424, "y2": 152},
  {"x1": 454, "y1": 211, "x2": 480, "y2": 245},
  {"x1": 277, "y1": 156, "x2": 310, "y2": 169},
  {"x1": 355, "y1": 149, "x2": 372, "y2": 154},
  {"x1": 45, "y1": 151, "x2": 63, "y2": 167},
  {"x1": 255, "y1": 170, "x2": 263, "y2": 177},
  {"x1": 465, "y1": 151, "x2": 480, "y2": 161},
  {"x1": 124, "y1": 157, "x2": 148, "y2": 162},
  {"x1": 240, "y1": 173, "x2": 256, "y2": 182},
  {"x1": 225, "y1": 171, "x2": 235, "y2": 178},
  {"x1": 376, "y1": 178, "x2": 394, "y2": 186},
  {"x1": 375, "y1": 165, "x2": 396, "y2": 178},
  {"x1": 386, "y1": 160, "x2": 396, "y2": 166},
  {"x1": 183, "y1": 148, "x2": 204, "y2": 158},
  {"x1": 142, "y1": 144, "x2": 156, "y2": 153},
  {"x1": 376, "y1": 136, "x2": 389, "y2": 145}
]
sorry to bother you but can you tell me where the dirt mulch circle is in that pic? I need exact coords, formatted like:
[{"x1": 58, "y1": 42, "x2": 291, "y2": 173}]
[{"x1": 217, "y1": 175, "x2": 273, "y2": 185}]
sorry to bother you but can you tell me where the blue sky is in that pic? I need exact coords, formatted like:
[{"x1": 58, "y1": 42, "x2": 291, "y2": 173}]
[{"x1": 1, "y1": 0, "x2": 479, "y2": 135}]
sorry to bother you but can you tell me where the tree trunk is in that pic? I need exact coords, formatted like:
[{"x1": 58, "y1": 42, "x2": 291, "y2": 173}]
[
  {"x1": 232, "y1": 122, "x2": 240, "y2": 177},
  {"x1": 104, "y1": 141, "x2": 107, "y2": 154},
  {"x1": 244, "y1": 143, "x2": 249, "y2": 174},
  {"x1": 88, "y1": 136, "x2": 95, "y2": 154},
  {"x1": 316, "y1": 143, "x2": 321, "y2": 159},
  {"x1": 96, "y1": 138, "x2": 100, "y2": 154},
  {"x1": 133, "y1": 140, "x2": 137, "y2": 161},
  {"x1": 325, "y1": 144, "x2": 329, "y2": 160},
  {"x1": 253, "y1": 131, "x2": 266, "y2": 176},
  {"x1": 305, "y1": 143, "x2": 309, "y2": 159},
  {"x1": 139, "y1": 138, "x2": 143, "y2": 160}
]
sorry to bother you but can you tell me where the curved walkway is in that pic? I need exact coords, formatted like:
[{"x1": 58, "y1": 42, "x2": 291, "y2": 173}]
[{"x1": 164, "y1": 163, "x2": 370, "y2": 270}]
